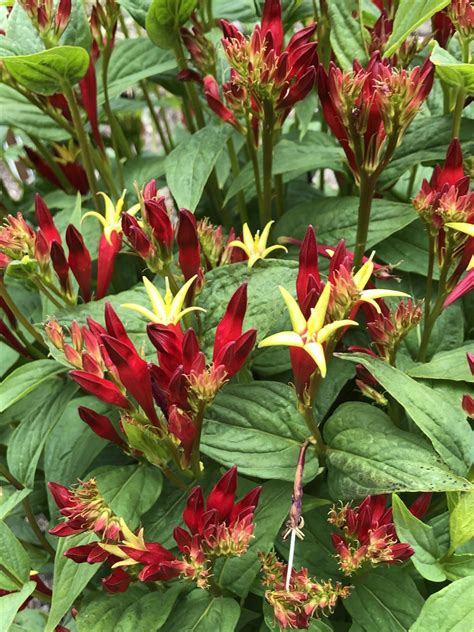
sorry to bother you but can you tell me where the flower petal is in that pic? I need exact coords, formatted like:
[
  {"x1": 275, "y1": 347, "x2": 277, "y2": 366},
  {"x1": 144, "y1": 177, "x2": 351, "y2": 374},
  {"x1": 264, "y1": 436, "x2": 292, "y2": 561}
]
[
  {"x1": 317, "y1": 319, "x2": 358, "y2": 344},
  {"x1": 307, "y1": 282, "x2": 331, "y2": 335},
  {"x1": 258, "y1": 331, "x2": 303, "y2": 347},
  {"x1": 304, "y1": 341, "x2": 327, "y2": 377},
  {"x1": 279, "y1": 286, "x2": 306, "y2": 334}
]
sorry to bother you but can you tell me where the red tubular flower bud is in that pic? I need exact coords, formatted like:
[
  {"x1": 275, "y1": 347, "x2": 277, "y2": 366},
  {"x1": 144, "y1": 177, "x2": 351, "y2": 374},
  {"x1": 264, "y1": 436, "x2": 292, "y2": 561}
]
[
  {"x1": 261, "y1": 0, "x2": 284, "y2": 53},
  {"x1": 177, "y1": 209, "x2": 201, "y2": 281},
  {"x1": 35, "y1": 230, "x2": 51, "y2": 271},
  {"x1": 0, "y1": 319, "x2": 30, "y2": 357},
  {"x1": 96, "y1": 231, "x2": 122, "y2": 300},
  {"x1": 168, "y1": 406, "x2": 197, "y2": 462},
  {"x1": 104, "y1": 303, "x2": 134, "y2": 348},
  {"x1": 203, "y1": 75, "x2": 240, "y2": 127},
  {"x1": 55, "y1": 0, "x2": 72, "y2": 33},
  {"x1": 47, "y1": 481, "x2": 71, "y2": 509},
  {"x1": 296, "y1": 225, "x2": 321, "y2": 308},
  {"x1": 102, "y1": 568, "x2": 132, "y2": 593},
  {"x1": 50, "y1": 241, "x2": 70, "y2": 292},
  {"x1": 69, "y1": 370, "x2": 131, "y2": 409},
  {"x1": 207, "y1": 465, "x2": 237, "y2": 521},
  {"x1": 143, "y1": 179, "x2": 157, "y2": 201},
  {"x1": 101, "y1": 335, "x2": 161, "y2": 428},
  {"x1": 214, "y1": 284, "x2": 248, "y2": 357},
  {"x1": 122, "y1": 213, "x2": 152, "y2": 258},
  {"x1": 65, "y1": 543, "x2": 108, "y2": 564},
  {"x1": 218, "y1": 329, "x2": 257, "y2": 377},
  {"x1": 35, "y1": 193, "x2": 62, "y2": 245},
  {"x1": 143, "y1": 198, "x2": 173, "y2": 250},
  {"x1": 182, "y1": 486, "x2": 205, "y2": 534},
  {"x1": 78, "y1": 405, "x2": 125, "y2": 446},
  {"x1": 66, "y1": 225, "x2": 92, "y2": 302}
]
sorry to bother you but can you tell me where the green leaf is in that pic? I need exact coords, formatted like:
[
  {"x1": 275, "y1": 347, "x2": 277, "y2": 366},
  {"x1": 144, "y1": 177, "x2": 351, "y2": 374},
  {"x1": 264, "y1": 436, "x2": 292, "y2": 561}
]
[
  {"x1": 146, "y1": 0, "x2": 197, "y2": 48},
  {"x1": 94, "y1": 464, "x2": 163, "y2": 529},
  {"x1": 165, "y1": 125, "x2": 232, "y2": 211},
  {"x1": 324, "y1": 402, "x2": 471, "y2": 498},
  {"x1": 344, "y1": 566, "x2": 424, "y2": 632},
  {"x1": 3, "y1": 2, "x2": 43, "y2": 55},
  {"x1": 213, "y1": 479, "x2": 292, "y2": 597},
  {"x1": 0, "y1": 84, "x2": 71, "y2": 141},
  {"x1": 392, "y1": 494, "x2": 446, "y2": 582},
  {"x1": 431, "y1": 43, "x2": 474, "y2": 94},
  {"x1": 0, "y1": 488, "x2": 31, "y2": 521},
  {"x1": 384, "y1": 0, "x2": 451, "y2": 57},
  {"x1": 409, "y1": 576, "x2": 474, "y2": 632},
  {"x1": 9, "y1": 608, "x2": 48, "y2": 632},
  {"x1": 442, "y1": 553, "x2": 474, "y2": 580},
  {"x1": 338, "y1": 353, "x2": 473, "y2": 476},
  {"x1": 449, "y1": 491, "x2": 474, "y2": 552},
  {"x1": 76, "y1": 584, "x2": 181, "y2": 632},
  {"x1": 0, "y1": 581, "x2": 36, "y2": 631},
  {"x1": 199, "y1": 260, "x2": 298, "y2": 351},
  {"x1": 160, "y1": 590, "x2": 240, "y2": 632},
  {"x1": 2, "y1": 46, "x2": 90, "y2": 95},
  {"x1": 98, "y1": 38, "x2": 175, "y2": 104},
  {"x1": 60, "y1": 0, "x2": 92, "y2": 51},
  {"x1": 202, "y1": 381, "x2": 319, "y2": 481},
  {"x1": 407, "y1": 344, "x2": 474, "y2": 382},
  {"x1": 0, "y1": 521, "x2": 30, "y2": 585},
  {"x1": 328, "y1": 0, "x2": 367, "y2": 70},
  {"x1": 45, "y1": 532, "x2": 102, "y2": 632},
  {"x1": 7, "y1": 379, "x2": 77, "y2": 487},
  {"x1": 0, "y1": 360, "x2": 65, "y2": 413},
  {"x1": 274, "y1": 197, "x2": 415, "y2": 250},
  {"x1": 120, "y1": 0, "x2": 151, "y2": 27}
]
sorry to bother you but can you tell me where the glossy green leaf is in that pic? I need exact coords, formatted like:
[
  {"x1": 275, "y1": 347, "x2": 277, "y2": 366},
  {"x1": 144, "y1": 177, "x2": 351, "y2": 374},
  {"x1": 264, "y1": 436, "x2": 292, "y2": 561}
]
[
  {"x1": 202, "y1": 381, "x2": 319, "y2": 481},
  {"x1": 2, "y1": 46, "x2": 90, "y2": 95},
  {"x1": 392, "y1": 494, "x2": 446, "y2": 582},
  {"x1": 407, "y1": 344, "x2": 474, "y2": 382},
  {"x1": 328, "y1": 0, "x2": 367, "y2": 70},
  {"x1": 344, "y1": 566, "x2": 424, "y2": 632},
  {"x1": 94, "y1": 464, "x2": 163, "y2": 529},
  {"x1": 45, "y1": 532, "x2": 102, "y2": 632},
  {"x1": 146, "y1": 0, "x2": 197, "y2": 48},
  {"x1": 410, "y1": 576, "x2": 474, "y2": 632},
  {"x1": 0, "y1": 521, "x2": 30, "y2": 586},
  {"x1": 120, "y1": 0, "x2": 151, "y2": 27},
  {"x1": 0, "y1": 488, "x2": 31, "y2": 521},
  {"x1": 0, "y1": 581, "x2": 36, "y2": 631},
  {"x1": 449, "y1": 491, "x2": 474, "y2": 552},
  {"x1": 324, "y1": 402, "x2": 471, "y2": 498},
  {"x1": 442, "y1": 553, "x2": 474, "y2": 580},
  {"x1": 160, "y1": 590, "x2": 240, "y2": 632},
  {"x1": 7, "y1": 379, "x2": 77, "y2": 487},
  {"x1": 431, "y1": 43, "x2": 474, "y2": 94},
  {"x1": 0, "y1": 360, "x2": 65, "y2": 413},
  {"x1": 384, "y1": 0, "x2": 451, "y2": 57},
  {"x1": 165, "y1": 125, "x2": 232, "y2": 211},
  {"x1": 98, "y1": 38, "x2": 176, "y2": 103},
  {"x1": 339, "y1": 353, "x2": 473, "y2": 476},
  {"x1": 274, "y1": 197, "x2": 416, "y2": 250},
  {"x1": 77, "y1": 584, "x2": 182, "y2": 632},
  {"x1": 0, "y1": 84, "x2": 71, "y2": 141}
]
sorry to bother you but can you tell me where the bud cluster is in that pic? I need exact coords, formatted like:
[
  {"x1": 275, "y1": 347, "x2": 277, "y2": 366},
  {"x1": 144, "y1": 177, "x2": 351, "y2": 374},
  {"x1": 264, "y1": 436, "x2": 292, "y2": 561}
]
[
  {"x1": 447, "y1": 0, "x2": 474, "y2": 42},
  {"x1": 260, "y1": 551, "x2": 350, "y2": 630},
  {"x1": 328, "y1": 494, "x2": 430, "y2": 576},
  {"x1": 19, "y1": 0, "x2": 71, "y2": 39}
]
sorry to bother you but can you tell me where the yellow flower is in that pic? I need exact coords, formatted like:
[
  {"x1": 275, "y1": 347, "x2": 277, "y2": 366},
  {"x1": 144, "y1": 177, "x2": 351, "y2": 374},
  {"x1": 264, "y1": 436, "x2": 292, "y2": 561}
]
[
  {"x1": 82, "y1": 191, "x2": 140, "y2": 244},
  {"x1": 122, "y1": 275, "x2": 205, "y2": 325},
  {"x1": 229, "y1": 221, "x2": 287, "y2": 268},
  {"x1": 258, "y1": 283, "x2": 358, "y2": 377},
  {"x1": 100, "y1": 519, "x2": 146, "y2": 568},
  {"x1": 351, "y1": 255, "x2": 410, "y2": 312},
  {"x1": 445, "y1": 222, "x2": 474, "y2": 238}
]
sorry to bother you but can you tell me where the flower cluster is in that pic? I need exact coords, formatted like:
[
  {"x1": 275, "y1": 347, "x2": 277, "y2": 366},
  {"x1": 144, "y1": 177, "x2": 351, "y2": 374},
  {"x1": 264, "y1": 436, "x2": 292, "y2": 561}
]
[
  {"x1": 258, "y1": 226, "x2": 407, "y2": 401},
  {"x1": 329, "y1": 494, "x2": 431, "y2": 575},
  {"x1": 203, "y1": 0, "x2": 317, "y2": 137},
  {"x1": 19, "y1": 0, "x2": 71, "y2": 38},
  {"x1": 413, "y1": 138, "x2": 473, "y2": 306},
  {"x1": 49, "y1": 468, "x2": 261, "y2": 594},
  {"x1": 260, "y1": 551, "x2": 350, "y2": 630},
  {"x1": 45, "y1": 281, "x2": 255, "y2": 472},
  {"x1": 318, "y1": 52, "x2": 434, "y2": 177}
]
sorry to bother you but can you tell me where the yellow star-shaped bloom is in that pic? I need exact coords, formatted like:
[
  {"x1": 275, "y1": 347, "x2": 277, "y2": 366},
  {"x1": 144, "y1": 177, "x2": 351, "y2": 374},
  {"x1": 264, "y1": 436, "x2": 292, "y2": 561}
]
[
  {"x1": 229, "y1": 220, "x2": 287, "y2": 268},
  {"x1": 122, "y1": 275, "x2": 205, "y2": 325},
  {"x1": 351, "y1": 255, "x2": 410, "y2": 312},
  {"x1": 82, "y1": 191, "x2": 140, "y2": 244},
  {"x1": 258, "y1": 283, "x2": 358, "y2": 377}
]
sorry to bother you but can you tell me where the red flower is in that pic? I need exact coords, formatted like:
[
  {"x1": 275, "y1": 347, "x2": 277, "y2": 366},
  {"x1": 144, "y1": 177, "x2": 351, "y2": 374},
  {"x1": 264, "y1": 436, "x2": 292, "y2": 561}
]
[
  {"x1": 66, "y1": 225, "x2": 92, "y2": 302},
  {"x1": 177, "y1": 209, "x2": 202, "y2": 282},
  {"x1": 96, "y1": 231, "x2": 122, "y2": 299},
  {"x1": 78, "y1": 405, "x2": 125, "y2": 447},
  {"x1": 329, "y1": 493, "x2": 431, "y2": 575},
  {"x1": 69, "y1": 370, "x2": 131, "y2": 409},
  {"x1": 102, "y1": 567, "x2": 132, "y2": 593},
  {"x1": 173, "y1": 466, "x2": 261, "y2": 558},
  {"x1": 35, "y1": 193, "x2": 62, "y2": 245}
]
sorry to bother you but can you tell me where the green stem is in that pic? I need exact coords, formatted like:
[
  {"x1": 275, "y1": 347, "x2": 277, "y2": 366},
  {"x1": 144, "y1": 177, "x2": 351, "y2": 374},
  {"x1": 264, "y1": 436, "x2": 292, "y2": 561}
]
[
  {"x1": 159, "y1": 106, "x2": 175, "y2": 149},
  {"x1": 451, "y1": 86, "x2": 465, "y2": 138},
  {"x1": 422, "y1": 232, "x2": 435, "y2": 333},
  {"x1": 246, "y1": 129, "x2": 263, "y2": 215},
  {"x1": 0, "y1": 281, "x2": 45, "y2": 346},
  {"x1": 141, "y1": 81, "x2": 171, "y2": 154},
  {"x1": 406, "y1": 164, "x2": 418, "y2": 200},
  {"x1": 275, "y1": 173, "x2": 285, "y2": 218},
  {"x1": 262, "y1": 100, "x2": 275, "y2": 225},
  {"x1": 353, "y1": 172, "x2": 376, "y2": 267},
  {"x1": 0, "y1": 464, "x2": 56, "y2": 557},
  {"x1": 189, "y1": 405, "x2": 206, "y2": 479},
  {"x1": 32, "y1": 278, "x2": 66, "y2": 309},
  {"x1": 60, "y1": 80, "x2": 100, "y2": 210},
  {"x1": 226, "y1": 137, "x2": 248, "y2": 224}
]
